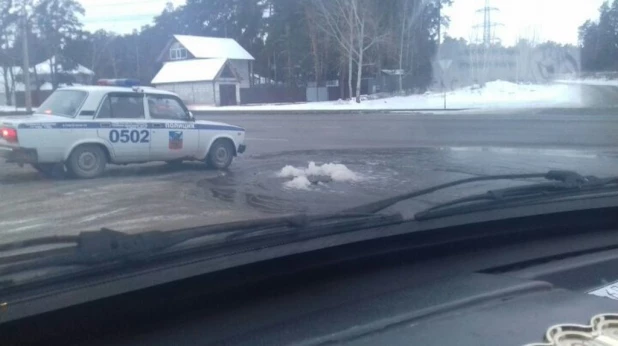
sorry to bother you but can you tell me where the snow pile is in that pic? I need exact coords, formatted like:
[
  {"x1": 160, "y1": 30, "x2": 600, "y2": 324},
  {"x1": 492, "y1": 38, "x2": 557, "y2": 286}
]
[
  {"x1": 0, "y1": 105, "x2": 25, "y2": 112},
  {"x1": 277, "y1": 162, "x2": 361, "y2": 190},
  {"x1": 190, "y1": 80, "x2": 583, "y2": 111},
  {"x1": 556, "y1": 78, "x2": 618, "y2": 86},
  {"x1": 284, "y1": 176, "x2": 313, "y2": 190}
]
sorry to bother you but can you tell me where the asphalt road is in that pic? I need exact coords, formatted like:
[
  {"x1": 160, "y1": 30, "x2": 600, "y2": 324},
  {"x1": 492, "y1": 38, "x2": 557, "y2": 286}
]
[
  {"x1": 199, "y1": 111, "x2": 618, "y2": 154},
  {"x1": 2, "y1": 110, "x2": 618, "y2": 243}
]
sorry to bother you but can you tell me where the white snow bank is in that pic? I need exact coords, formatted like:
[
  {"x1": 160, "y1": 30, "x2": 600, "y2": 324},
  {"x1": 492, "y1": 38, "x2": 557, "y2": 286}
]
[
  {"x1": 278, "y1": 162, "x2": 361, "y2": 190},
  {"x1": 0, "y1": 106, "x2": 27, "y2": 113},
  {"x1": 556, "y1": 78, "x2": 618, "y2": 86},
  {"x1": 189, "y1": 80, "x2": 583, "y2": 111}
]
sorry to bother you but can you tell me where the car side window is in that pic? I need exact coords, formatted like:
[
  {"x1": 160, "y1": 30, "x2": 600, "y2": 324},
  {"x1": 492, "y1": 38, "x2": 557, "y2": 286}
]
[
  {"x1": 97, "y1": 94, "x2": 145, "y2": 119},
  {"x1": 147, "y1": 95, "x2": 188, "y2": 120}
]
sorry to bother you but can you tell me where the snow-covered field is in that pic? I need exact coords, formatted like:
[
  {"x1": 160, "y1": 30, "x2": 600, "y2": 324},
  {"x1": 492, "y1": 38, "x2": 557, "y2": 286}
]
[
  {"x1": 190, "y1": 80, "x2": 585, "y2": 111},
  {"x1": 557, "y1": 78, "x2": 618, "y2": 86},
  {"x1": 0, "y1": 105, "x2": 25, "y2": 112},
  {"x1": 0, "y1": 80, "x2": 609, "y2": 113}
]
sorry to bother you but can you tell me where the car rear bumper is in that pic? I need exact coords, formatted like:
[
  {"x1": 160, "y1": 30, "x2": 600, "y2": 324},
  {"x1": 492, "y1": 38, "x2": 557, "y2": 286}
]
[
  {"x1": 0, "y1": 145, "x2": 38, "y2": 164},
  {"x1": 238, "y1": 144, "x2": 246, "y2": 154}
]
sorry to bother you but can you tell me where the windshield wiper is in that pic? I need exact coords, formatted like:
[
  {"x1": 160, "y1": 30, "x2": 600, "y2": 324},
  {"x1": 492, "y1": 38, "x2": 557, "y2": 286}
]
[
  {"x1": 414, "y1": 173, "x2": 618, "y2": 220},
  {"x1": 0, "y1": 171, "x2": 606, "y2": 280},
  {"x1": 343, "y1": 170, "x2": 590, "y2": 215},
  {"x1": 0, "y1": 212, "x2": 403, "y2": 278}
]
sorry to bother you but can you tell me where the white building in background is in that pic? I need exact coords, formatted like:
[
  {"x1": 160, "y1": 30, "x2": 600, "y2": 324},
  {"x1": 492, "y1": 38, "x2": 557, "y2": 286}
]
[
  {"x1": 152, "y1": 35, "x2": 255, "y2": 106},
  {"x1": 1, "y1": 56, "x2": 95, "y2": 107}
]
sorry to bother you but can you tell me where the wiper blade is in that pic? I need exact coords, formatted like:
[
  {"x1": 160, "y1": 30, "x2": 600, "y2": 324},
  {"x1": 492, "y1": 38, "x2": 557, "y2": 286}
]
[
  {"x1": 343, "y1": 170, "x2": 588, "y2": 215},
  {"x1": 0, "y1": 212, "x2": 403, "y2": 277},
  {"x1": 415, "y1": 173, "x2": 618, "y2": 220}
]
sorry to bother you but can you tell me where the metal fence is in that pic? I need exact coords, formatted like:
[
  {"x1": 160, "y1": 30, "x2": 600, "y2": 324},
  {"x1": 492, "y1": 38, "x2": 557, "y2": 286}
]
[{"x1": 240, "y1": 86, "x2": 306, "y2": 105}]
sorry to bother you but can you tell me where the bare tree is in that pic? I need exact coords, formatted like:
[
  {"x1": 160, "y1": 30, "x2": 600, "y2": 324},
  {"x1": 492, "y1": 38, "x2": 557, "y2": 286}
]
[
  {"x1": 312, "y1": 0, "x2": 385, "y2": 102},
  {"x1": 398, "y1": 0, "x2": 425, "y2": 91},
  {"x1": 304, "y1": 4, "x2": 327, "y2": 86},
  {"x1": 0, "y1": 0, "x2": 17, "y2": 105}
]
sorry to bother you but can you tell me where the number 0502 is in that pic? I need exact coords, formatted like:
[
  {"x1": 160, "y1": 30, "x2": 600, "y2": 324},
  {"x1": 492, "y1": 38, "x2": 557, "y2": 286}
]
[{"x1": 109, "y1": 129, "x2": 150, "y2": 143}]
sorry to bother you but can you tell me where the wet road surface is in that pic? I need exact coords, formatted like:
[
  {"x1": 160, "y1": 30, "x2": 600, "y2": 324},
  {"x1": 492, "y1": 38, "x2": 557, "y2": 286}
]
[
  {"x1": 203, "y1": 112, "x2": 618, "y2": 153},
  {"x1": 2, "y1": 111, "x2": 618, "y2": 242}
]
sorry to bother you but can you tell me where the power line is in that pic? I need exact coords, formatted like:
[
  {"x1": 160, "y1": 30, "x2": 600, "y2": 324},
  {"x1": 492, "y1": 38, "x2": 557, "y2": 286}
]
[
  {"x1": 80, "y1": 0, "x2": 175, "y2": 7},
  {"x1": 472, "y1": 0, "x2": 503, "y2": 46},
  {"x1": 83, "y1": 14, "x2": 159, "y2": 24}
]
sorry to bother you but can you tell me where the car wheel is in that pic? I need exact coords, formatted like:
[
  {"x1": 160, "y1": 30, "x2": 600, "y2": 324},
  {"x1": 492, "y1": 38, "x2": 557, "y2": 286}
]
[
  {"x1": 207, "y1": 139, "x2": 234, "y2": 169},
  {"x1": 66, "y1": 144, "x2": 107, "y2": 179}
]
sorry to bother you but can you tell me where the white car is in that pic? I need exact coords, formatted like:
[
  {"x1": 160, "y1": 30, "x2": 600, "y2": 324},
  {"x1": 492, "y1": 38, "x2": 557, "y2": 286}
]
[{"x1": 0, "y1": 85, "x2": 246, "y2": 178}]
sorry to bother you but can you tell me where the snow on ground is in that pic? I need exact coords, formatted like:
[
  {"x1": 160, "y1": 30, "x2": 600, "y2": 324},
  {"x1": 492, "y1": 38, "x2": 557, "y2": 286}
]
[
  {"x1": 556, "y1": 78, "x2": 618, "y2": 86},
  {"x1": 190, "y1": 80, "x2": 584, "y2": 111},
  {"x1": 277, "y1": 162, "x2": 361, "y2": 190},
  {"x1": 0, "y1": 105, "x2": 24, "y2": 112}
]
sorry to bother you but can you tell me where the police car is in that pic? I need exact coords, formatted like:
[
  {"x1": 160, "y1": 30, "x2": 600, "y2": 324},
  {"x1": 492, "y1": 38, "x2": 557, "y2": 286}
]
[{"x1": 0, "y1": 80, "x2": 246, "y2": 179}]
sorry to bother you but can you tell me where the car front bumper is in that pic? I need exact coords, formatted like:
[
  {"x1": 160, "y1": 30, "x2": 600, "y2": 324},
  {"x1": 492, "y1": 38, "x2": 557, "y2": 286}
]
[
  {"x1": 238, "y1": 144, "x2": 246, "y2": 154},
  {"x1": 0, "y1": 145, "x2": 38, "y2": 164}
]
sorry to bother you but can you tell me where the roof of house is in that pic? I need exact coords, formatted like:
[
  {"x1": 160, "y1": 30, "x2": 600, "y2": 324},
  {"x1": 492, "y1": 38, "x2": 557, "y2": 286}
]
[
  {"x1": 151, "y1": 58, "x2": 230, "y2": 84},
  {"x1": 173, "y1": 35, "x2": 255, "y2": 60},
  {"x1": 32, "y1": 56, "x2": 95, "y2": 75}
]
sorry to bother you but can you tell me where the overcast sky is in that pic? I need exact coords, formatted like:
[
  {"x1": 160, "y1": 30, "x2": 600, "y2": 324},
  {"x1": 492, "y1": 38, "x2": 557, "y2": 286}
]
[
  {"x1": 443, "y1": 0, "x2": 606, "y2": 46},
  {"x1": 79, "y1": 0, "x2": 605, "y2": 45}
]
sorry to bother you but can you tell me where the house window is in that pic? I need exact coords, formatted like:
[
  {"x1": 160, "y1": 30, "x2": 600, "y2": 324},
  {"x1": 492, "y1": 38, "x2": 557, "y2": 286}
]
[{"x1": 170, "y1": 47, "x2": 188, "y2": 60}]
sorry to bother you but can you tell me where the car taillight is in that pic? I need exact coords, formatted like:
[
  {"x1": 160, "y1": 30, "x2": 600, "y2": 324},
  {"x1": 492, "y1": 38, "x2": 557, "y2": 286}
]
[{"x1": 0, "y1": 127, "x2": 18, "y2": 143}]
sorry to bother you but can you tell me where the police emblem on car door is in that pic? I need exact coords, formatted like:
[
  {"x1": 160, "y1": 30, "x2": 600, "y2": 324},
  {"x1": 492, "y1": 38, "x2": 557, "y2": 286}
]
[
  {"x1": 168, "y1": 131, "x2": 183, "y2": 150},
  {"x1": 147, "y1": 94, "x2": 199, "y2": 161}
]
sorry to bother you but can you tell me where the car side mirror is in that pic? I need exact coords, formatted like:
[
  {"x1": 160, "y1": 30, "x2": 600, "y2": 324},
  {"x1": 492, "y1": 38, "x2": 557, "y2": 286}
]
[{"x1": 188, "y1": 111, "x2": 195, "y2": 121}]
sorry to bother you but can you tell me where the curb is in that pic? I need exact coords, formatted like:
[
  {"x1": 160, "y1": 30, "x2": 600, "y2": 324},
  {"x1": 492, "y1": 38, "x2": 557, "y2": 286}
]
[
  {"x1": 191, "y1": 108, "x2": 470, "y2": 116},
  {"x1": 0, "y1": 111, "x2": 31, "y2": 116}
]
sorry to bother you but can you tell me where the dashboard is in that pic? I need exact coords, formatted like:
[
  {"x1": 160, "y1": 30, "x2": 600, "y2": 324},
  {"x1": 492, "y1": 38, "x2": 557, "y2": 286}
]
[{"x1": 3, "y1": 206, "x2": 618, "y2": 345}]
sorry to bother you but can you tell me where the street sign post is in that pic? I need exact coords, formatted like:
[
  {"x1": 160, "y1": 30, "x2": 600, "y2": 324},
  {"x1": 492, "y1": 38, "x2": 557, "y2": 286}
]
[{"x1": 438, "y1": 59, "x2": 453, "y2": 110}]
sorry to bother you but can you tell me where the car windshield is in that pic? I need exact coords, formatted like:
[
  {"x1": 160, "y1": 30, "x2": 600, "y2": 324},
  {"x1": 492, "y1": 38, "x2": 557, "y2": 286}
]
[
  {"x1": 1, "y1": 0, "x2": 618, "y2": 285},
  {"x1": 37, "y1": 90, "x2": 87, "y2": 117}
]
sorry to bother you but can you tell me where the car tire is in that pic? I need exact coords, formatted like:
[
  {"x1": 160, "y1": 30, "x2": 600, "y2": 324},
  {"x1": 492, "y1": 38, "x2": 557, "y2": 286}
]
[
  {"x1": 66, "y1": 144, "x2": 107, "y2": 179},
  {"x1": 207, "y1": 139, "x2": 234, "y2": 169}
]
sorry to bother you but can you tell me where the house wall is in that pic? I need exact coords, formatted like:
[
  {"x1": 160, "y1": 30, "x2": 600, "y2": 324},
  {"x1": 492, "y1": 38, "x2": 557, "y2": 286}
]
[
  {"x1": 228, "y1": 60, "x2": 250, "y2": 88},
  {"x1": 160, "y1": 41, "x2": 195, "y2": 63},
  {"x1": 155, "y1": 81, "x2": 216, "y2": 106},
  {"x1": 214, "y1": 81, "x2": 241, "y2": 106}
]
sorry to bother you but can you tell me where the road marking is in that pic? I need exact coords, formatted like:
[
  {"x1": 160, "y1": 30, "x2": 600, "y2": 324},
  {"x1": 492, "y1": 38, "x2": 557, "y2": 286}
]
[{"x1": 245, "y1": 138, "x2": 289, "y2": 142}]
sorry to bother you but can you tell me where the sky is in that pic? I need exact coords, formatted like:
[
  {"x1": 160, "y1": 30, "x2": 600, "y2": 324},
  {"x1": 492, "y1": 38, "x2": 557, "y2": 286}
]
[
  {"x1": 79, "y1": 0, "x2": 605, "y2": 46},
  {"x1": 78, "y1": 0, "x2": 186, "y2": 34},
  {"x1": 442, "y1": 0, "x2": 606, "y2": 46}
]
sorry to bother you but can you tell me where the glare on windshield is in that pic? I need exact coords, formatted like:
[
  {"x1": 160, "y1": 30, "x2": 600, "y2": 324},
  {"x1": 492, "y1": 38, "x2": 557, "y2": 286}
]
[{"x1": 37, "y1": 90, "x2": 87, "y2": 118}]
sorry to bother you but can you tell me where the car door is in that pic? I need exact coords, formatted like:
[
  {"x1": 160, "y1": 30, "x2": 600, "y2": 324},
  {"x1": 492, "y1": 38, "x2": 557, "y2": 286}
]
[
  {"x1": 96, "y1": 92, "x2": 151, "y2": 163},
  {"x1": 146, "y1": 94, "x2": 199, "y2": 161}
]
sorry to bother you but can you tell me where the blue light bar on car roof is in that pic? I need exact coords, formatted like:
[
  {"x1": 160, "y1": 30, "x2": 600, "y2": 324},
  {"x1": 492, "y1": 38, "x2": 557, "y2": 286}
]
[{"x1": 96, "y1": 79, "x2": 141, "y2": 87}]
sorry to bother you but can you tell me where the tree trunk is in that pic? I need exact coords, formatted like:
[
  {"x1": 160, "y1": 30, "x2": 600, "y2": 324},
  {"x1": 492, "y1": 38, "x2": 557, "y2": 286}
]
[
  {"x1": 398, "y1": 0, "x2": 408, "y2": 92},
  {"x1": 50, "y1": 60, "x2": 56, "y2": 90},
  {"x1": 355, "y1": 18, "x2": 365, "y2": 103},
  {"x1": 348, "y1": 53, "x2": 353, "y2": 100},
  {"x1": 8, "y1": 66, "x2": 15, "y2": 105},
  {"x1": 2, "y1": 67, "x2": 11, "y2": 106}
]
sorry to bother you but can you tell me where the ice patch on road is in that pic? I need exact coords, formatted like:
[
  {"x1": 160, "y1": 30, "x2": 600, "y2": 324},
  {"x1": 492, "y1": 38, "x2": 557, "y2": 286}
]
[{"x1": 278, "y1": 162, "x2": 361, "y2": 190}]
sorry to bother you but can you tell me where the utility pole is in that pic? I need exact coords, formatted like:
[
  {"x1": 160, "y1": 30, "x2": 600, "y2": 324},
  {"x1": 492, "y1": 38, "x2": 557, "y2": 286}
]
[
  {"x1": 21, "y1": 2, "x2": 32, "y2": 112},
  {"x1": 473, "y1": 0, "x2": 502, "y2": 47}
]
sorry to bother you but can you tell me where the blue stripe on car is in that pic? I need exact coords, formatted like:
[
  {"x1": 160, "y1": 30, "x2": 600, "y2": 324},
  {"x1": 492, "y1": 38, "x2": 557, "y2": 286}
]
[{"x1": 17, "y1": 123, "x2": 244, "y2": 132}]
